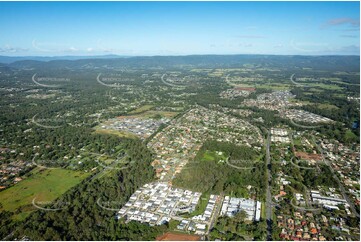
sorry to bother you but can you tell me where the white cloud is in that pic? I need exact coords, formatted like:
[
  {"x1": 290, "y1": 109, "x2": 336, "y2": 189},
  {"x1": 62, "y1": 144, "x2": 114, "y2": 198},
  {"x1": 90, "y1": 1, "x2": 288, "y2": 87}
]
[
  {"x1": 322, "y1": 18, "x2": 360, "y2": 29},
  {"x1": 0, "y1": 45, "x2": 28, "y2": 53}
]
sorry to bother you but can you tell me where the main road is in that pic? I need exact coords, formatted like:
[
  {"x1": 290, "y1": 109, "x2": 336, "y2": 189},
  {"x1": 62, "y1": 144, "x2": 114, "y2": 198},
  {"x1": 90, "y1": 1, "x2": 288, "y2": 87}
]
[
  {"x1": 207, "y1": 193, "x2": 224, "y2": 235},
  {"x1": 312, "y1": 137, "x2": 360, "y2": 218},
  {"x1": 265, "y1": 129, "x2": 273, "y2": 241}
]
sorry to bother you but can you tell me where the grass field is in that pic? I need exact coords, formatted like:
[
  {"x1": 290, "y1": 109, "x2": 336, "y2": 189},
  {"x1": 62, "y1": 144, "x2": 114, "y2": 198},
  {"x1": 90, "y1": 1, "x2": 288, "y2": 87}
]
[
  {"x1": 128, "y1": 104, "x2": 154, "y2": 114},
  {"x1": 317, "y1": 103, "x2": 339, "y2": 110},
  {"x1": 125, "y1": 110, "x2": 179, "y2": 119},
  {"x1": 310, "y1": 83, "x2": 343, "y2": 90},
  {"x1": 202, "y1": 150, "x2": 227, "y2": 162},
  {"x1": 0, "y1": 167, "x2": 89, "y2": 220}
]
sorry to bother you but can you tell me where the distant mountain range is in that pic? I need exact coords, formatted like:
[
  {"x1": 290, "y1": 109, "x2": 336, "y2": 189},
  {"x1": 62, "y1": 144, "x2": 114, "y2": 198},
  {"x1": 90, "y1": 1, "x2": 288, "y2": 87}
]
[
  {"x1": 0, "y1": 55, "x2": 359, "y2": 72},
  {"x1": 0, "y1": 54, "x2": 127, "y2": 64}
]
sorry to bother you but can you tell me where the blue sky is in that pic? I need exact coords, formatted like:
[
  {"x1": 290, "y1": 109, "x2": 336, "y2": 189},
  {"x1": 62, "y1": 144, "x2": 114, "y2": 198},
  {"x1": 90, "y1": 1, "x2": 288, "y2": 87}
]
[{"x1": 0, "y1": 1, "x2": 359, "y2": 56}]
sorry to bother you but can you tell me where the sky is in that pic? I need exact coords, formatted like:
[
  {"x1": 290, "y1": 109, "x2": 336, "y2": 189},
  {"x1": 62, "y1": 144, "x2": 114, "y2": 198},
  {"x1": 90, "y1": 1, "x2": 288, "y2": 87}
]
[{"x1": 0, "y1": 1, "x2": 359, "y2": 56}]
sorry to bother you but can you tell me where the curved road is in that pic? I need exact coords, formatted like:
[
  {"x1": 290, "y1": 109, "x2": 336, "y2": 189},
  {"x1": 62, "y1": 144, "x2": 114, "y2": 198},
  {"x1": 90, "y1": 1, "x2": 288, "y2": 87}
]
[
  {"x1": 290, "y1": 73, "x2": 309, "y2": 87},
  {"x1": 289, "y1": 119, "x2": 321, "y2": 129}
]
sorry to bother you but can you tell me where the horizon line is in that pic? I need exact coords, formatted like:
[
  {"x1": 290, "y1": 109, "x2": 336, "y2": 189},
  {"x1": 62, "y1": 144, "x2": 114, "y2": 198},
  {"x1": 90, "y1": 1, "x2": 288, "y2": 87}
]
[{"x1": 1, "y1": 53, "x2": 360, "y2": 58}]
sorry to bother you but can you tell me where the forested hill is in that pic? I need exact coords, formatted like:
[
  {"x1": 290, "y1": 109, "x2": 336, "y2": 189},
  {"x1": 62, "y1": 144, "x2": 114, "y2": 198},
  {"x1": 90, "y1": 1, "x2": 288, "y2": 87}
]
[{"x1": 2, "y1": 55, "x2": 360, "y2": 72}]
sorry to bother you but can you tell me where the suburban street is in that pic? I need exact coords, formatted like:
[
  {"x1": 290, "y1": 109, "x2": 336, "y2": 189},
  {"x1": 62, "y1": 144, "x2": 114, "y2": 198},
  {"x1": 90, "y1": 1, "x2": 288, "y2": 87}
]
[{"x1": 207, "y1": 193, "x2": 224, "y2": 234}]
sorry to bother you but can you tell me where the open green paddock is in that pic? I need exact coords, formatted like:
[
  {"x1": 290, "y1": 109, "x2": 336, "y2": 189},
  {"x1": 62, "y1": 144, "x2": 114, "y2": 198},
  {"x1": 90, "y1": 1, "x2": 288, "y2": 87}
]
[{"x1": 0, "y1": 167, "x2": 90, "y2": 220}]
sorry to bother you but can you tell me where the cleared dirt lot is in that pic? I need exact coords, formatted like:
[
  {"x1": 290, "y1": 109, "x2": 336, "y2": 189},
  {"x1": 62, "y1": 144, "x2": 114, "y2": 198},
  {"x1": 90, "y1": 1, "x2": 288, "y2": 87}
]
[
  {"x1": 295, "y1": 151, "x2": 322, "y2": 161},
  {"x1": 156, "y1": 232, "x2": 201, "y2": 241}
]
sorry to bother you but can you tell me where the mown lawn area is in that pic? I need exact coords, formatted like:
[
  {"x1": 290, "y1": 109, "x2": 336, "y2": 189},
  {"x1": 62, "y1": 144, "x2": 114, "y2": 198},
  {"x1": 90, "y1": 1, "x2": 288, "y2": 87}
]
[{"x1": 202, "y1": 150, "x2": 227, "y2": 162}]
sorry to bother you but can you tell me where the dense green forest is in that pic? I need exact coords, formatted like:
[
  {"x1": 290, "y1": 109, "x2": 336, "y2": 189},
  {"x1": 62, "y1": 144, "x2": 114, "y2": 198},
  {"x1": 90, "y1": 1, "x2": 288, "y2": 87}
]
[
  {"x1": 210, "y1": 211, "x2": 267, "y2": 241},
  {"x1": 173, "y1": 140, "x2": 267, "y2": 200}
]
